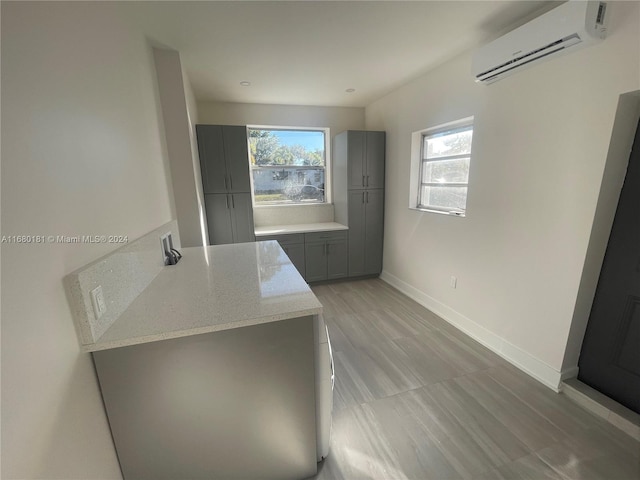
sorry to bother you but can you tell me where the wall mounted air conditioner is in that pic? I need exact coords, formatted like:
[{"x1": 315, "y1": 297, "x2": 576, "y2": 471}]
[{"x1": 472, "y1": 1, "x2": 608, "y2": 84}]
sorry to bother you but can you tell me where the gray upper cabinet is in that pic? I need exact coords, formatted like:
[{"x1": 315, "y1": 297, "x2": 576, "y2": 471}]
[
  {"x1": 345, "y1": 131, "x2": 386, "y2": 190},
  {"x1": 197, "y1": 125, "x2": 255, "y2": 245},
  {"x1": 365, "y1": 132, "x2": 385, "y2": 189},
  {"x1": 222, "y1": 126, "x2": 252, "y2": 193},
  {"x1": 197, "y1": 125, "x2": 251, "y2": 194}
]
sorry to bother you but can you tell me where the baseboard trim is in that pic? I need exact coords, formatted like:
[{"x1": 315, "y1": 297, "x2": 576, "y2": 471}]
[{"x1": 380, "y1": 270, "x2": 564, "y2": 392}]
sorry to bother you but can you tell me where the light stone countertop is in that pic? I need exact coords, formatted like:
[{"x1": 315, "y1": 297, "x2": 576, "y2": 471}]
[
  {"x1": 84, "y1": 241, "x2": 323, "y2": 352},
  {"x1": 255, "y1": 222, "x2": 348, "y2": 236}
]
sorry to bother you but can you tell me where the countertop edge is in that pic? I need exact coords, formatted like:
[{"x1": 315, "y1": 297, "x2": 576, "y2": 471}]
[
  {"x1": 255, "y1": 222, "x2": 348, "y2": 236},
  {"x1": 83, "y1": 306, "x2": 323, "y2": 353}
]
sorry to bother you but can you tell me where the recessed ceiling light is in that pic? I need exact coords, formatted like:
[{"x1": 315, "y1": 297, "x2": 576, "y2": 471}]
[
  {"x1": 240, "y1": 81, "x2": 251, "y2": 86},
  {"x1": 345, "y1": 88, "x2": 356, "y2": 93}
]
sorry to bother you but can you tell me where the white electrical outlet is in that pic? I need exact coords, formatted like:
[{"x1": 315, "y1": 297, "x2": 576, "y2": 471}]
[
  {"x1": 450, "y1": 276, "x2": 457, "y2": 289},
  {"x1": 90, "y1": 285, "x2": 107, "y2": 319},
  {"x1": 160, "y1": 234, "x2": 169, "y2": 265}
]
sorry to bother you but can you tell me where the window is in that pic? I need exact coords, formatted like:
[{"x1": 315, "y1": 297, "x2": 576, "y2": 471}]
[
  {"x1": 416, "y1": 120, "x2": 473, "y2": 215},
  {"x1": 248, "y1": 127, "x2": 328, "y2": 205}
]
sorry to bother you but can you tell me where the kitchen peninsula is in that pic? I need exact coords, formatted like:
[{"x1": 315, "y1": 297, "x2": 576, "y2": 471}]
[{"x1": 66, "y1": 230, "x2": 325, "y2": 480}]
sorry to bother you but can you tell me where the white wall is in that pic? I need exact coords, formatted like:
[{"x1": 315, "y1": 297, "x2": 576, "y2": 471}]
[
  {"x1": 153, "y1": 48, "x2": 208, "y2": 247},
  {"x1": 366, "y1": 1, "x2": 640, "y2": 389},
  {"x1": 198, "y1": 101, "x2": 365, "y2": 225},
  {"x1": 1, "y1": 3, "x2": 176, "y2": 478},
  {"x1": 198, "y1": 101, "x2": 364, "y2": 135}
]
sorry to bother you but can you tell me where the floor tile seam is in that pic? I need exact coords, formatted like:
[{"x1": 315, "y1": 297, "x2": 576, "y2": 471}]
[
  {"x1": 501, "y1": 391, "x2": 604, "y2": 441},
  {"x1": 450, "y1": 375, "x2": 569, "y2": 452},
  {"x1": 395, "y1": 333, "x2": 484, "y2": 377},
  {"x1": 435, "y1": 377, "x2": 552, "y2": 457},
  {"x1": 465, "y1": 369, "x2": 577, "y2": 442},
  {"x1": 353, "y1": 334, "x2": 484, "y2": 389}
]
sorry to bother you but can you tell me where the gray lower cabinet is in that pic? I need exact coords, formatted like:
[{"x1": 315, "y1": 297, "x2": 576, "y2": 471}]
[
  {"x1": 205, "y1": 193, "x2": 255, "y2": 245},
  {"x1": 304, "y1": 231, "x2": 348, "y2": 282},
  {"x1": 258, "y1": 234, "x2": 306, "y2": 278},
  {"x1": 348, "y1": 189, "x2": 384, "y2": 276}
]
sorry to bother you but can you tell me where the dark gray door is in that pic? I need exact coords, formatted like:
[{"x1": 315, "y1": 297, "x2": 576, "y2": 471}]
[
  {"x1": 364, "y1": 189, "x2": 384, "y2": 275},
  {"x1": 229, "y1": 193, "x2": 255, "y2": 243},
  {"x1": 365, "y1": 132, "x2": 385, "y2": 189},
  {"x1": 197, "y1": 125, "x2": 227, "y2": 194},
  {"x1": 222, "y1": 126, "x2": 252, "y2": 193},
  {"x1": 578, "y1": 120, "x2": 640, "y2": 414},
  {"x1": 204, "y1": 194, "x2": 233, "y2": 245}
]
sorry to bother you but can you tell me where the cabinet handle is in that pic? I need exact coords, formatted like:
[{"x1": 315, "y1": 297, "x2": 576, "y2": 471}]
[
  {"x1": 231, "y1": 195, "x2": 235, "y2": 208},
  {"x1": 224, "y1": 176, "x2": 228, "y2": 190},
  {"x1": 362, "y1": 175, "x2": 365, "y2": 187},
  {"x1": 366, "y1": 175, "x2": 370, "y2": 187},
  {"x1": 362, "y1": 192, "x2": 365, "y2": 204}
]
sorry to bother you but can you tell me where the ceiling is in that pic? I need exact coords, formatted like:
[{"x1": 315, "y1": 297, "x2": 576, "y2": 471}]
[{"x1": 119, "y1": 1, "x2": 560, "y2": 107}]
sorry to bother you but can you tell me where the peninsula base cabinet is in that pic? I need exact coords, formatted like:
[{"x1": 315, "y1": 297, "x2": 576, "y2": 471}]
[
  {"x1": 304, "y1": 231, "x2": 348, "y2": 282},
  {"x1": 92, "y1": 317, "x2": 318, "y2": 480},
  {"x1": 205, "y1": 193, "x2": 255, "y2": 245}
]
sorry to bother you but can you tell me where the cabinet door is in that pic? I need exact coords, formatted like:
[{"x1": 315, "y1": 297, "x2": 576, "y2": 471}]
[
  {"x1": 327, "y1": 239, "x2": 348, "y2": 280},
  {"x1": 230, "y1": 193, "x2": 255, "y2": 243},
  {"x1": 348, "y1": 191, "x2": 366, "y2": 277},
  {"x1": 365, "y1": 132, "x2": 385, "y2": 189},
  {"x1": 204, "y1": 194, "x2": 234, "y2": 245},
  {"x1": 223, "y1": 126, "x2": 252, "y2": 193},
  {"x1": 347, "y1": 131, "x2": 366, "y2": 190},
  {"x1": 282, "y1": 244, "x2": 306, "y2": 278},
  {"x1": 364, "y1": 189, "x2": 384, "y2": 275},
  {"x1": 197, "y1": 125, "x2": 228, "y2": 194},
  {"x1": 305, "y1": 242, "x2": 327, "y2": 282}
]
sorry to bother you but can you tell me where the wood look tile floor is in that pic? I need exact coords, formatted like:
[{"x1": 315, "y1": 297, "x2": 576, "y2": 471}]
[{"x1": 308, "y1": 279, "x2": 640, "y2": 480}]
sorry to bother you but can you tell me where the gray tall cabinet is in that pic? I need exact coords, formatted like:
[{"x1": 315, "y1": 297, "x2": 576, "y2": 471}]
[
  {"x1": 334, "y1": 131, "x2": 385, "y2": 277},
  {"x1": 196, "y1": 125, "x2": 255, "y2": 245}
]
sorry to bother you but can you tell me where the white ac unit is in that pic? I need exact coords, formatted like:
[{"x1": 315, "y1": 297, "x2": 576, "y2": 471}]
[{"x1": 472, "y1": 1, "x2": 608, "y2": 84}]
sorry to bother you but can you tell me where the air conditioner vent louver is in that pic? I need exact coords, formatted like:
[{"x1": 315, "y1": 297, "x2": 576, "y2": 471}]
[
  {"x1": 475, "y1": 34, "x2": 582, "y2": 83},
  {"x1": 472, "y1": 1, "x2": 608, "y2": 84}
]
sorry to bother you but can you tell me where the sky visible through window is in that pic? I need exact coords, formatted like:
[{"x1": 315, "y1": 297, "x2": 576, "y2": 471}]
[{"x1": 270, "y1": 130, "x2": 324, "y2": 151}]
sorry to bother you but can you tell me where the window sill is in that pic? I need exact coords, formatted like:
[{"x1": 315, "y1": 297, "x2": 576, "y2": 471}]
[
  {"x1": 409, "y1": 206, "x2": 465, "y2": 217},
  {"x1": 254, "y1": 202, "x2": 332, "y2": 209}
]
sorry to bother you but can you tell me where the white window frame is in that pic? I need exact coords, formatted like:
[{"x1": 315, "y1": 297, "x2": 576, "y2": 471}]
[
  {"x1": 409, "y1": 116, "x2": 474, "y2": 217},
  {"x1": 247, "y1": 125, "x2": 331, "y2": 207}
]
